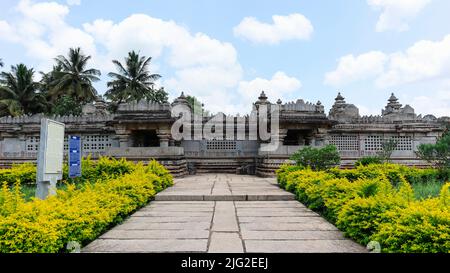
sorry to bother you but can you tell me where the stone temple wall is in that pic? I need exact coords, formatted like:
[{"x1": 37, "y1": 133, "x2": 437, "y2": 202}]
[{"x1": 0, "y1": 92, "x2": 448, "y2": 176}]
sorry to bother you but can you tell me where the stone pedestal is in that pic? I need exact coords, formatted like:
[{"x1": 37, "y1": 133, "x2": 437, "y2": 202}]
[
  {"x1": 157, "y1": 129, "x2": 171, "y2": 147},
  {"x1": 118, "y1": 135, "x2": 129, "y2": 148}
]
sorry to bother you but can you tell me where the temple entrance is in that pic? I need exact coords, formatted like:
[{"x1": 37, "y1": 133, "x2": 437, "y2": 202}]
[
  {"x1": 131, "y1": 130, "x2": 159, "y2": 147},
  {"x1": 283, "y1": 129, "x2": 313, "y2": 146}
]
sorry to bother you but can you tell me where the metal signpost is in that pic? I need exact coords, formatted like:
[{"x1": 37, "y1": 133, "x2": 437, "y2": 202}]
[
  {"x1": 36, "y1": 118, "x2": 65, "y2": 200},
  {"x1": 68, "y1": 136, "x2": 82, "y2": 178}
]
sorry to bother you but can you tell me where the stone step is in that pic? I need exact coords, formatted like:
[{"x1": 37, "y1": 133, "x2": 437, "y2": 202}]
[{"x1": 155, "y1": 193, "x2": 295, "y2": 201}]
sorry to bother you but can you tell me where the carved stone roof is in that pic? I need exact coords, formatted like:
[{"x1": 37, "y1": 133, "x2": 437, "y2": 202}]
[{"x1": 117, "y1": 100, "x2": 171, "y2": 112}]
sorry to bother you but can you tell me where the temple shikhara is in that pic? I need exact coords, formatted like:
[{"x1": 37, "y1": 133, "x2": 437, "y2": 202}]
[{"x1": 0, "y1": 92, "x2": 448, "y2": 176}]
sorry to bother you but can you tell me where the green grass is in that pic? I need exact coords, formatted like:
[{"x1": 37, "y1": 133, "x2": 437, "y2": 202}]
[
  {"x1": 18, "y1": 183, "x2": 69, "y2": 202},
  {"x1": 412, "y1": 180, "x2": 445, "y2": 200}
]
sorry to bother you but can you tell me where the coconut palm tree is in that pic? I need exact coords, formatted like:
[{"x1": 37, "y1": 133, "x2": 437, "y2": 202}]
[
  {"x1": 105, "y1": 51, "x2": 167, "y2": 104},
  {"x1": 51, "y1": 47, "x2": 101, "y2": 103},
  {"x1": 0, "y1": 64, "x2": 47, "y2": 116},
  {"x1": 39, "y1": 65, "x2": 62, "y2": 98}
]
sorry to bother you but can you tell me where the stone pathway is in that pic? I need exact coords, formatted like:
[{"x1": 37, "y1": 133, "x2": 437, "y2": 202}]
[{"x1": 83, "y1": 174, "x2": 366, "y2": 253}]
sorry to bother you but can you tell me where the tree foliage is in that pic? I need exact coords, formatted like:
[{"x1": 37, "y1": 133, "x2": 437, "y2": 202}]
[
  {"x1": 50, "y1": 47, "x2": 101, "y2": 103},
  {"x1": 48, "y1": 95, "x2": 82, "y2": 116},
  {"x1": 377, "y1": 138, "x2": 398, "y2": 163},
  {"x1": 186, "y1": 95, "x2": 210, "y2": 116},
  {"x1": 417, "y1": 130, "x2": 450, "y2": 170},
  {"x1": 0, "y1": 64, "x2": 47, "y2": 116},
  {"x1": 290, "y1": 145, "x2": 341, "y2": 171},
  {"x1": 105, "y1": 51, "x2": 167, "y2": 105}
]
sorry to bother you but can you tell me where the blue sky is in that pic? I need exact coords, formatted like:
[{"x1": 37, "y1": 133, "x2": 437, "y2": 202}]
[{"x1": 1, "y1": 0, "x2": 450, "y2": 116}]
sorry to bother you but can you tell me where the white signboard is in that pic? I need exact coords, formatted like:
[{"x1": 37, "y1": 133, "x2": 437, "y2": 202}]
[
  {"x1": 36, "y1": 119, "x2": 65, "y2": 199},
  {"x1": 43, "y1": 121, "x2": 65, "y2": 174}
]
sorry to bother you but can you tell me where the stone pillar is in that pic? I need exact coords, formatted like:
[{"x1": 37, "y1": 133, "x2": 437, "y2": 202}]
[
  {"x1": 115, "y1": 127, "x2": 130, "y2": 148},
  {"x1": 273, "y1": 128, "x2": 288, "y2": 146},
  {"x1": 118, "y1": 135, "x2": 129, "y2": 148},
  {"x1": 314, "y1": 128, "x2": 328, "y2": 147},
  {"x1": 157, "y1": 129, "x2": 171, "y2": 148}
]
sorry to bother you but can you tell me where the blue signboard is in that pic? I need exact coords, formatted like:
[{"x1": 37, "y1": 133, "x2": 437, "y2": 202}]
[{"x1": 68, "y1": 136, "x2": 81, "y2": 178}]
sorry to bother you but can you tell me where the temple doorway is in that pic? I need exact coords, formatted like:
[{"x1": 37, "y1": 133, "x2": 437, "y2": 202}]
[
  {"x1": 283, "y1": 129, "x2": 313, "y2": 146},
  {"x1": 131, "y1": 130, "x2": 159, "y2": 147}
]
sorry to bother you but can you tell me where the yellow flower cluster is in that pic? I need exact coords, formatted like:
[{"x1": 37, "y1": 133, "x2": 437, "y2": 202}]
[
  {"x1": 0, "y1": 159, "x2": 173, "y2": 253},
  {"x1": 0, "y1": 163, "x2": 36, "y2": 186},
  {"x1": 277, "y1": 164, "x2": 450, "y2": 253}
]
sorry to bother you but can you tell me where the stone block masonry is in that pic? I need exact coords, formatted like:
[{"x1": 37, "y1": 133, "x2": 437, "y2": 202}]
[{"x1": 83, "y1": 174, "x2": 367, "y2": 253}]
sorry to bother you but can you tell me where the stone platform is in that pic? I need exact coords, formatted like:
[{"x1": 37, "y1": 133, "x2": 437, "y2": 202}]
[
  {"x1": 155, "y1": 174, "x2": 295, "y2": 201},
  {"x1": 83, "y1": 174, "x2": 367, "y2": 253}
]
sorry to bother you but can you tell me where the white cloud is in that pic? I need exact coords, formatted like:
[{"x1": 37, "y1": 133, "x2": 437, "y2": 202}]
[
  {"x1": 325, "y1": 35, "x2": 450, "y2": 88},
  {"x1": 377, "y1": 34, "x2": 450, "y2": 87},
  {"x1": 83, "y1": 14, "x2": 244, "y2": 112},
  {"x1": 0, "y1": 0, "x2": 96, "y2": 71},
  {"x1": 0, "y1": 21, "x2": 20, "y2": 42},
  {"x1": 368, "y1": 0, "x2": 431, "y2": 32},
  {"x1": 405, "y1": 80, "x2": 450, "y2": 117},
  {"x1": 233, "y1": 13, "x2": 313, "y2": 44},
  {"x1": 66, "y1": 0, "x2": 81, "y2": 6},
  {"x1": 324, "y1": 51, "x2": 387, "y2": 86},
  {"x1": 238, "y1": 71, "x2": 302, "y2": 105},
  {"x1": 0, "y1": 1, "x2": 306, "y2": 114},
  {"x1": 357, "y1": 104, "x2": 380, "y2": 116}
]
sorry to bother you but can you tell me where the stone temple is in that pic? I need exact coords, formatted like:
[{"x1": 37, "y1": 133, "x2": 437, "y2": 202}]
[{"x1": 0, "y1": 92, "x2": 448, "y2": 177}]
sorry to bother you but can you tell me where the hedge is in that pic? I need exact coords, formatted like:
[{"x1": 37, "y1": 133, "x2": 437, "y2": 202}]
[
  {"x1": 0, "y1": 163, "x2": 36, "y2": 186},
  {"x1": 277, "y1": 164, "x2": 450, "y2": 253},
  {"x1": 0, "y1": 159, "x2": 173, "y2": 253}
]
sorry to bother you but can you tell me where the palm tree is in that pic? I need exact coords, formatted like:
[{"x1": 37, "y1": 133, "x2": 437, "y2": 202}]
[
  {"x1": 106, "y1": 51, "x2": 167, "y2": 104},
  {"x1": 51, "y1": 47, "x2": 101, "y2": 103},
  {"x1": 0, "y1": 64, "x2": 46, "y2": 116},
  {"x1": 39, "y1": 65, "x2": 62, "y2": 99},
  {"x1": 186, "y1": 95, "x2": 210, "y2": 116}
]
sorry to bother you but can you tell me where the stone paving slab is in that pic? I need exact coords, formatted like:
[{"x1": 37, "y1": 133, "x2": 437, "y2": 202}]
[
  {"x1": 83, "y1": 239, "x2": 208, "y2": 253},
  {"x1": 237, "y1": 210, "x2": 319, "y2": 217},
  {"x1": 83, "y1": 174, "x2": 366, "y2": 253},
  {"x1": 114, "y1": 222, "x2": 211, "y2": 230},
  {"x1": 208, "y1": 232, "x2": 244, "y2": 253},
  {"x1": 212, "y1": 202, "x2": 239, "y2": 232},
  {"x1": 241, "y1": 230, "x2": 344, "y2": 240},
  {"x1": 235, "y1": 201, "x2": 307, "y2": 208},
  {"x1": 127, "y1": 216, "x2": 213, "y2": 222},
  {"x1": 155, "y1": 174, "x2": 294, "y2": 201},
  {"x1": 244, "y1": 240, "x2": 367, "y2": 253},
  {"x1": 100, "y1": 229, "x2": 209, "y2": 239},
  {"x1": 133, "y1": 211, "x2": 212, "y2": 217},
  {"x1": 240, "y1": 222, "x2": 339, "y2": 231}
]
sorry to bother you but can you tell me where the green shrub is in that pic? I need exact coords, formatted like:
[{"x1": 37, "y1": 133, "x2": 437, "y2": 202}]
[
  {"x1": 290, "y1": 145, "x2": 340, "y2": 171},
  {"x1": 62, "y1": 156, "x2": 135, "y2": 183},
  {"x1": 277, "y1": 164, "x2": 450, "y2": 253},
  {"x1": 372, "y1": 198, "x2": 450, "y2": 253},
  {"x1": 146, "y1": 159, "x2": 174, "y2": 191},
  {"x1": 0, "y1": 160, "x2": 173, "y2": 253},
  {"x1": 336, "y1": 195, "x2": 401, "y2": 245},
  {"x1": 355, "y1": 156, "x2": 383, "y2": 167},
  {"x1": 276, "y1": 164, "x2": 302, "y2": 188},
  {"x1": 417, "y1": 131, "x2": 450, "y2": 170},
  {"x1": 0, "y1": 163, "x2": 36, "y2": 186}
]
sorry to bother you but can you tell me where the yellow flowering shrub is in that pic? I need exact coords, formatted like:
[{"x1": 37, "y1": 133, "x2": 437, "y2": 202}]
[
  {"x1": 372, "y1": 195, "x2": 450, "y2": 253},
  {"x1": 0, "y1": 160, "x2": 172, "y2": 253},
  {"x1": 276, "y1": 164, "x2": 302, "y2": 188},
  {"x1": 329, "y1": 163, "x2": 440, "y2": 185},
  {"x1": 0, "y1": 156, "x2": 140, "y2": 187},
  {"x1": 278, "y1": 164, "x2": 450, "y2": 253},
  {"x1": 0, "y1": 163, "x2": 36, "y2": 186}
]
